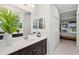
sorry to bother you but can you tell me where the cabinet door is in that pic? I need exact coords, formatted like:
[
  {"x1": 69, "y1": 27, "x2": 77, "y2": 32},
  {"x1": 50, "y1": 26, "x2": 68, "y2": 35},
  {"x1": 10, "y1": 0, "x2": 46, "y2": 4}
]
[
  {"x1": 41, "y1": 39, "x2": 47, "y2": 55},
  {"x1": 32, "y1": 45, "x2": 41, "y2": 55},
  {"x1": 19, "y1": 47, "x2": 32, "y2": 55},
  {"x1": 41, "y1": 42, "x2": 47, "y2": 55}
]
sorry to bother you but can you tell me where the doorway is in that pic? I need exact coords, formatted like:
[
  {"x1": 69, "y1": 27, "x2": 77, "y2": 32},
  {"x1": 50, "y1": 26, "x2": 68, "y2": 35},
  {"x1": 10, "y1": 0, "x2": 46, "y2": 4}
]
[{"x1": 53, "y1": 4, "x2": 78, "y2": 55}]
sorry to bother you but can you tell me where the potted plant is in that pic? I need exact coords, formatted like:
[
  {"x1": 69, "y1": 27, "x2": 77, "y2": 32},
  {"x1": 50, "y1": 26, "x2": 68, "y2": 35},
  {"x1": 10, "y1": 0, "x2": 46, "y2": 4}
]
[{"x1": 0, "y1": 7, "x2": 20, "y2": 46}]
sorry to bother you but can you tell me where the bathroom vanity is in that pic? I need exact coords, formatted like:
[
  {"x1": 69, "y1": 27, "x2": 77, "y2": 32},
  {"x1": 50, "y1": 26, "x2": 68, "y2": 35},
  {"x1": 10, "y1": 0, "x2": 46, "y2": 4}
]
[
  {"x1": 0, "y1": 36, "x2": 47, "y2": 55},
  {"x1": 10, "y1": 38, "x2": 47, "y2": 55}
]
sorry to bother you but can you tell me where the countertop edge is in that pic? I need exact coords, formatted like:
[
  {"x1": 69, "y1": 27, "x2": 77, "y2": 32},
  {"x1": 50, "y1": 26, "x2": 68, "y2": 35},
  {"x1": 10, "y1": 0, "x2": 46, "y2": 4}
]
[{"x1": 0, "y1": 36, "x2": 47, "y2": 55}]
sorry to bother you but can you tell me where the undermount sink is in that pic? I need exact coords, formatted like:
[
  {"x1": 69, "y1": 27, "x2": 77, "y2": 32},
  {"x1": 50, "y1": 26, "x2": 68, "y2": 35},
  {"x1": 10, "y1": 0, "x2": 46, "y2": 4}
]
[
  {"x1": 0, "y1": 40, "x2": 7, "y2": 48},
  {"x1": 0, "y1": 37, "x2": 24, "y2": 48}
]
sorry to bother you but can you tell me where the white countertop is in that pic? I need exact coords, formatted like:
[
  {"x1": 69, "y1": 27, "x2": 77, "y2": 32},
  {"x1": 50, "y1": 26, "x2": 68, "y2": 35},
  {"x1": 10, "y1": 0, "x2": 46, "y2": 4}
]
[{"x1": 0, "y1": 35, "x2": 47, "y2": 55}]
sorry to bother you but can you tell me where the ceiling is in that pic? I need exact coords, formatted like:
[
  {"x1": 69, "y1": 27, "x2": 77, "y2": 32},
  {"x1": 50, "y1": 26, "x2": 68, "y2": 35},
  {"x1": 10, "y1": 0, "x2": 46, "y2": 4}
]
[{"x1": 55, "y1": 4, "x2": 77, "y2": 21}]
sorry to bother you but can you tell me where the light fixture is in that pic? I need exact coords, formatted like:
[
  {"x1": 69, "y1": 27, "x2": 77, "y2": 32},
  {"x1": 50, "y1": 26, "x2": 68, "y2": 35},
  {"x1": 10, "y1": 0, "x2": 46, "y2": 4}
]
[{"x1": 24, "y1": 4, "x2": 35, "y2": 8}]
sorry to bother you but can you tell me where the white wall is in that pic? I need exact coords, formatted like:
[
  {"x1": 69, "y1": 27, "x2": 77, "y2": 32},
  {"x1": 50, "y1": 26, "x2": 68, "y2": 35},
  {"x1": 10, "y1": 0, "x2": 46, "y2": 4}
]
[
  {"x1": 77, "y1": 5, "x2": 79, "y2": 49},
  {"x1": 47, "y1": 5, "x2": 60, "y2": 54},
  {"x1": 38, "y1": 4, "x2": 60, "y2": 54}
]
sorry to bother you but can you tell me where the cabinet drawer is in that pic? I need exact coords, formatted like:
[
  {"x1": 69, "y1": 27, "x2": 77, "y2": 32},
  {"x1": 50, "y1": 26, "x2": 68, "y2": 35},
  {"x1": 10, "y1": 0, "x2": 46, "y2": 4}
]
[{"x1": 41, "y1": 41, "x2": 47, "y2": 55}]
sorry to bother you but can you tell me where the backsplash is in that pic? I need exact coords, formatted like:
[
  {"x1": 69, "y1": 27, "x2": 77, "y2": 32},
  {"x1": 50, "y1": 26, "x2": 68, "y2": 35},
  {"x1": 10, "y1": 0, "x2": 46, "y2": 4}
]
[{"x1": 0, "y1": 33, "x2": 23, "y2": 40}]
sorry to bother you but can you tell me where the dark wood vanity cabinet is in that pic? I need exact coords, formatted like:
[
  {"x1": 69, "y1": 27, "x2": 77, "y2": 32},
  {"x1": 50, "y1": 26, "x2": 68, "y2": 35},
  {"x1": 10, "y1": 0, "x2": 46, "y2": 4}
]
[
  {"x1": 41, "y1": 40, "x2": 47, "y2": 55},
  {"x1": 19, "y1": 46, "x2": 33, "y2": 55},
  {"x1": 10, "y1": 38, "x2": 47, "y2": 55},
  {"x1": 32, "y1": 45, "x2": 41, "y2": 55}
]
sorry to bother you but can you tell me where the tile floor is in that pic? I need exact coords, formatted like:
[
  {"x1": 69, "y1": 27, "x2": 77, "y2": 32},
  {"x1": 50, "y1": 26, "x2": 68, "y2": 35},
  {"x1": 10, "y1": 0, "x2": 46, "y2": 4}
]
[{"x1": 53, "y1": 39, "x2": 79, "y2": 55}]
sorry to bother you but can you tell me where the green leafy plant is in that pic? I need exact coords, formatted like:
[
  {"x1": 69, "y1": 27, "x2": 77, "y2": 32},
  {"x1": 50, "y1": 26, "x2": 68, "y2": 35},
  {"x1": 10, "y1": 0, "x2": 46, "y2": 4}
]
[{"x1": 0, "y1": 7, "x2": 20, "y2": 34}]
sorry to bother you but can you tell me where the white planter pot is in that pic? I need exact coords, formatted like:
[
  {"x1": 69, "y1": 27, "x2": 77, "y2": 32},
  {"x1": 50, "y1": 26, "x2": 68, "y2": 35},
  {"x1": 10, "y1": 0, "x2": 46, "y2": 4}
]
[{"x1": 3, "y1": 33, "x2": 12, "y2": 46}]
